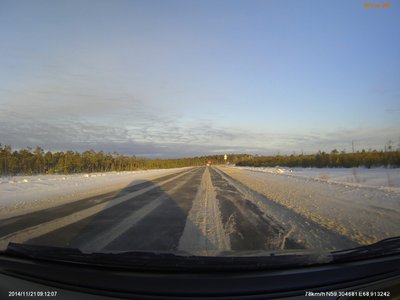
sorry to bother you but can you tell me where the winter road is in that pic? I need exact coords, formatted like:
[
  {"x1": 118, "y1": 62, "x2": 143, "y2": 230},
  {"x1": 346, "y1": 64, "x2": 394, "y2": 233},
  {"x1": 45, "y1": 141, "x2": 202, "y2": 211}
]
[{"x1": 0, "y1": 166, "x2": 362, "y2": 254}]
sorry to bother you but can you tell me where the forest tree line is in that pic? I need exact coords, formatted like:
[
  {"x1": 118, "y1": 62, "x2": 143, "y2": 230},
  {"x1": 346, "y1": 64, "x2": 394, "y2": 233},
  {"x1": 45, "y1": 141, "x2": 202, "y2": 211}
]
[
  {"x1": 0, "y1": 144, "x2": 249, "y2": 176},
  {"x1": 1, "y1": 143, "x2": 399, "y2": 176},
  {"x1": 236, "y1": 148, "x2": 400, "y2": 168}
]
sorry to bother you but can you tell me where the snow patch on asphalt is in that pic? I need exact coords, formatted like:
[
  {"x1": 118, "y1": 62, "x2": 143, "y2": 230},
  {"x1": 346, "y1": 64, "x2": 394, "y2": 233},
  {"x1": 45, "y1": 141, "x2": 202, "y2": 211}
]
[{"x1": 179, "y1": 167, "x2": 231, "y2": 255}]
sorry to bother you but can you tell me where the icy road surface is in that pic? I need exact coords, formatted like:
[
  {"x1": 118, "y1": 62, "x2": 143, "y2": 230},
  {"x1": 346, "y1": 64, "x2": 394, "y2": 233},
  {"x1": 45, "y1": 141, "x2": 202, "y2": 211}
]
[{"x1": 0, "y1": 166, "x2": 399, "y2": 254}]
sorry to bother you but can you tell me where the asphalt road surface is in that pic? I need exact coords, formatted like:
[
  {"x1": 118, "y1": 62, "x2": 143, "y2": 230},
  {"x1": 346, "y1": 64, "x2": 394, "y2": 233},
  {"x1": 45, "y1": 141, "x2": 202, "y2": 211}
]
[{"x1": 0, "y1": 166, "x2": 359, "y2": 255}]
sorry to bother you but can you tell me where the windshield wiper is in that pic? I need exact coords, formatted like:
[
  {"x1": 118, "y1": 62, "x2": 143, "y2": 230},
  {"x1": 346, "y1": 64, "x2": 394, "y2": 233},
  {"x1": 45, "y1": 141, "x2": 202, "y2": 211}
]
[
  {"x1": 2, "y1": 243, "x2": 332, "y2": 271},
  {"x1": 3, "y1": 238, "x2": 399, "y2": 271},
  {"x1": 332, "y1": 236, "x2": 400, "y2": 263}
]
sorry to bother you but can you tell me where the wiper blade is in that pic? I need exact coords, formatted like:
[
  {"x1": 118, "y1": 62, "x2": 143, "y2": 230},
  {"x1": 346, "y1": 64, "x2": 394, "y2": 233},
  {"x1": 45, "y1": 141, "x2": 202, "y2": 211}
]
[
  {"x1": 3, "y1": 243, "x2": 332, "y2": 271},
  {"x1": 4, "y1": 238, "x2": 399, "y2": 270},
  {"x1": 332, "y1": 236, "x2": 400, "y2": 262},
  {"x1": 3, "y1": 243, "x2": 184, "y2": 270}
]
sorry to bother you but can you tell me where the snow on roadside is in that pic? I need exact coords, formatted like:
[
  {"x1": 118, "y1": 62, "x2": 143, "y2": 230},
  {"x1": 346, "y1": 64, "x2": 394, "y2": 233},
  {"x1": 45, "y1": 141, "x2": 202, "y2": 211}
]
[
  {"x1": 220, "y1": 166, "x2": 400, "y2": 246},
  {"x1": 234, "y1": 166, "x2": 400, "y2": 190},
  {"x1": 0, "y1": 168, "x2": 191, "y2": 220}
]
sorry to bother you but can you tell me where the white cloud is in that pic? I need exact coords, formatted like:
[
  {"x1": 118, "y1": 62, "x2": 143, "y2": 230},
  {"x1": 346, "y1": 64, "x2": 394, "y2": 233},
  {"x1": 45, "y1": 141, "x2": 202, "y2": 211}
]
[{"x1": 1, "y1": 102, "x2": 398, "y2": 158}]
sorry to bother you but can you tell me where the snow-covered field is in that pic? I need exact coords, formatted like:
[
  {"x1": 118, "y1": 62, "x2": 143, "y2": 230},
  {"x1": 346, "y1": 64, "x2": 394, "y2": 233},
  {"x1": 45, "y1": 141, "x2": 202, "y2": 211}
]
[
  {"x1": 220, "y1": 166, "x2": 400, "y2": 246},
  {"x1": 234, "y1": 166, "x2": 400, "y2": 189},
  {"x1": 0, "y1": 168, "x2": 191, "y2": 220}
]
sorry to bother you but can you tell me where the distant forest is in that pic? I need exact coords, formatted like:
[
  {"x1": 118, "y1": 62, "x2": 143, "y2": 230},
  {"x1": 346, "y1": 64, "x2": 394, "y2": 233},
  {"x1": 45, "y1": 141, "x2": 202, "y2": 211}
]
[
  {"x1": 0, "y1": 143, "x2": 399, "y2": 176},
  {"x1": 236, "y1": 148, "x2": 400, "y2": 168}
]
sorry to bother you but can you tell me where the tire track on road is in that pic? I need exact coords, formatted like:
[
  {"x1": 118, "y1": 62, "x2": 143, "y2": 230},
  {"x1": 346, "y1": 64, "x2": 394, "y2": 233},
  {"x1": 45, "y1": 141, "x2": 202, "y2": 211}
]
[
  {"x1": 102, "y1": 167, "x2": 205, "y2": 252},
  {"x1": 0, "y1": 169, "x2": 193, "y2": 238},
  {"x1": 79, "y1": 168, "x2": 203, "y2": 252},
  {"x1": 0, "y1": 168, "x2": 197, "y2": 250}
]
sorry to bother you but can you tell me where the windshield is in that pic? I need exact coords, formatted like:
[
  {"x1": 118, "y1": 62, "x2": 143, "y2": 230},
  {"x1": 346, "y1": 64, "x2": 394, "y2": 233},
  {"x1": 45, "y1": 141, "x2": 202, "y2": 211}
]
[{"x1": 0, "y1": 0, "x2": 399, "y2": 263}]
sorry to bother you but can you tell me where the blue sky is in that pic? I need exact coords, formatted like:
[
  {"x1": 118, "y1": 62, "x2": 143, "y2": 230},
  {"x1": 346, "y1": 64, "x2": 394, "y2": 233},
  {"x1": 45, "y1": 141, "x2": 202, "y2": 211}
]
[{"x1": 0, "y1": 0, "x2": 399, "y2": 157}]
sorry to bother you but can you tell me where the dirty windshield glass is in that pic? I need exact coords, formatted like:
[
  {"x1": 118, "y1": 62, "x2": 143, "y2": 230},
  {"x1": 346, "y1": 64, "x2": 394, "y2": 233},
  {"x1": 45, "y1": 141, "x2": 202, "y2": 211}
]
[{"x1": 0, "y1": 0, "x2": 399, "y2": 259}]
